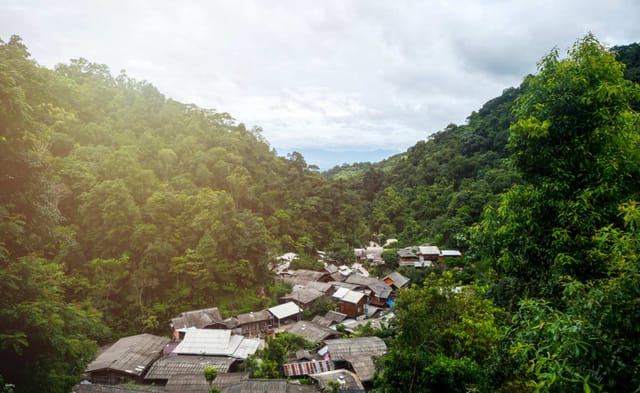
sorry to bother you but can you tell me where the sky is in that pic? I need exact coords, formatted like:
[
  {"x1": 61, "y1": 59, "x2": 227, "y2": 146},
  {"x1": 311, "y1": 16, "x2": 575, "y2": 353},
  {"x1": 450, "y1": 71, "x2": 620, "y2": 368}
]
[{"x1": 1, "y1": 1, "x2": 639, "y2": 169}]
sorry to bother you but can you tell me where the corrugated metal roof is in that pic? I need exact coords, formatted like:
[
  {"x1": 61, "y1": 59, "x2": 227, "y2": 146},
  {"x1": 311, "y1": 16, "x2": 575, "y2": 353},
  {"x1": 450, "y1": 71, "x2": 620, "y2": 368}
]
[
  {"x1": 323, "y1": 337, "x2": 387, "y2": 382},
  {"x1": 418, "y1": 245, "x2": 440, "y2": 255},
  {"x1": 286, "y1": 321, "x2": 339, "y2": 343},
  {"x1": 232, "y1": 337, "x2": 263, "y2": 359},
  {"x1": 86, "y1": 334, "x2": 170, "y2": 375},
  {"x1": 440, "y1": 249, "x2": 462, "y2": 257},
  {"x1": 235, "y1": 310, "x2": 272, "y2": 325},
  {"x1": 310, "y1": 370, "x2": 365, "y2": 390},
  {"x1": 144, "y1": 355, "x2": 234, "y2": 380},
  {"x1": 268, "y1": 301, "x2": 302, "y2": 320},
  {"x1": 174, "y1": 329, "x2": 235, "y2": 356},
  {"x1": 283, "y1": 360, "x2": 334, "y2": 377},
  {"x1": 332, "y1": 287, "x2": 349, "y2": 300},
  {"x1": 341, "y1": 290, "x2": 365, "y2": 304},
  {"x1": 164, "y1": 373, "x2": 209, "y2": 393},
  {"x1": 170, "y1": 307, "x2": 224, "y2": 330}
]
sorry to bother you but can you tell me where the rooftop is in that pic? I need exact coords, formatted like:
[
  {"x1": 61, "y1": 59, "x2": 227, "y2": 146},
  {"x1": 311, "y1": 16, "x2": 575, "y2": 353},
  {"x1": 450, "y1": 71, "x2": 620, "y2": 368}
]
[
  {"x1": 286, "y1": 321, "x2": 339, "y2": 343},
  {"x1": 268, "y1": 301, "x2": 302, "y2": 320},
  {"x1": 172, "y1": 329, "x2": 262, "y2": 359},
  {"x1": 170, "y1": 307, "x2": 225, "y2": 330},
  {"x1": 144, "y1": 355, "x2": 234, "y2": 380},
  {"x1": 86, "y1": 333, "x2": 170, "y2": 376}
]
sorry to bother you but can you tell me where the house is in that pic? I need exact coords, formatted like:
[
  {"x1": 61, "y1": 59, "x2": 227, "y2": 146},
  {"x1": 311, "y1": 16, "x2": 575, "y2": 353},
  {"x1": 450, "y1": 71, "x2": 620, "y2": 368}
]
[
  {"x1": 320, "y1": 337, "x2": 387, "y2": 383},
  {"x1": 282, "y1": 269, "x2": 326, "y2": 287},
  {"x1": 144, "y1": 355, "x2": 235, "y2": 384},
  {"x1": 172, "y1": 329, "x2": 262, "y2": 359},
  {"x1": 333, "y1": 288, "x2": 366, "y2": 318},
  {"x1": 280, "y1": 288, "x2": 325, "y2": 310},
  {"x1": 397, "y1": 248, "x2": 420, "y2": 267},
  {"x1": 397, "y1": 246, "x2": 440, "y2": 267},
  {"x1": 268, "y1": 301, "x2": 303, "y2": 326},
  {"x1": 344, "y1": 275, "x2": 393, "y2": 308},
  {"x1": 234, "y1": 310, "x2": 273, "y2": 336},
  {"x1": 383, "y1": 272, "x2": 411, "y2": 291},
  {"x1": 418, "y1": 245, "x2": 441, "y2": 261},
  {"x1": 170, "y1": 307, "x2": 229, "y2": 340},
  {"x1": 311, "y1": 310, "x2": 348, "y2": 328},
  {"x1": 286, "y1": 321, "x2": 341, "y2": 343},
  {"x1": 85, "y1": 333, "x2": 170, "y2": 385},
  {"x1": 354, "y1": 242, "x2": 383, "y2": 265}
]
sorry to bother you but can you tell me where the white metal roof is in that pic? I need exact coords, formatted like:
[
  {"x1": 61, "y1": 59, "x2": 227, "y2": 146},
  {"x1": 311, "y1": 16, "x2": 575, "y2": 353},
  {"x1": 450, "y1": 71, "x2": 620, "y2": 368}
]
[
  {"x1": 419, "y1": 246, "x2": 440, "y2": 255},
  {"x1": 232, "y1": 337, "x2": 263, "y2": 359},
  {"x1": 332, "y1": 287, "x2": 349, "y2": 300},
  {"x1": 173, "y1": 329, "x2": 238, "y2": 356},
  {"x1": 341, "y1": 290, "x2": 365, "y2": 304},
  {"x1": 440, "y1": 249, "x2": 462, "y2": 257},
  {"x1": 268, "y1": 301, "x2": 302, "y2": 320}
]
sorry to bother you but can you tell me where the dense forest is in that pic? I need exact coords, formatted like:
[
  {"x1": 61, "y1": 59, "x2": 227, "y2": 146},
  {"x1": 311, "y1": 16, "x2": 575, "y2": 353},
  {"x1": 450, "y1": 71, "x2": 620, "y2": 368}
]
[{"x1": 1, "y1": 34, "x2": 640, "y2": 392}]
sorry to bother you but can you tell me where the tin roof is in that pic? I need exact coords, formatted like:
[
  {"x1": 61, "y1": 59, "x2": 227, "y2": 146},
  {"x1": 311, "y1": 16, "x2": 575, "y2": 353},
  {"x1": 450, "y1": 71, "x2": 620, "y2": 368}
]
[
  {"x1": 268, "y1": 301, "x2": 302, "y2": 320},
  {"x1": 283, "y1": 360, "x2": 334, "y2": 377},
  {"x1": 86, "y1": 333, "x2": 170, "y2": 376},
  {"x1": 145, "y1": 355, "x2": 234, "y2": 380},
  {"x1": 173, "y1": 329, "x2": 262, "y2": 359}
]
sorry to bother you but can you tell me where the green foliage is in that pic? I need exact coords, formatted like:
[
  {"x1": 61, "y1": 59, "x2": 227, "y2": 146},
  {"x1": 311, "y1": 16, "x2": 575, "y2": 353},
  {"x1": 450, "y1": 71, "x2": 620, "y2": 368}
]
[
  {"x1": 474, "y1": 34, "x2": 640, "y2": 305},
  {"x1": 204, "y1": 366, "x2": 217, "y2": 384},
  {"x1": 248, "y1": 333, "x2": 312, "y2": 379},
  {"x1": 375, "y1": 272, "x2": 504, "y2": 392}
]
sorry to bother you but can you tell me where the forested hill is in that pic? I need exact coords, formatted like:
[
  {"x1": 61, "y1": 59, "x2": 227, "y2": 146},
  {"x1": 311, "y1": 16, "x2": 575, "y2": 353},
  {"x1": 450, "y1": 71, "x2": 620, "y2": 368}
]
[
  {"x1": 0, "y1": 35, "x2": 370, "y2": 392},
  {"x1": 331, "y1": 42, "x2": 640, "y2": 249},
  {"x1": 2, "y1": 33, "x2": 640, "y2": 393}
]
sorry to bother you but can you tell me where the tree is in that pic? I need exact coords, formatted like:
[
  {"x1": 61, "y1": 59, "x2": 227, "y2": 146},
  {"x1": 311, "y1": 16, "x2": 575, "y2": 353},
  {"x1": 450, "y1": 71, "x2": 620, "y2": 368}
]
[
  {"x1": 474, "y1": 34, "x2": 640, "y2": 303},
  {"x1": 375, "y1": 272, "x2": 504, "y2": 393},
  {"x1": 204, "y1": 366, "x2": 217, "y2": 385}
]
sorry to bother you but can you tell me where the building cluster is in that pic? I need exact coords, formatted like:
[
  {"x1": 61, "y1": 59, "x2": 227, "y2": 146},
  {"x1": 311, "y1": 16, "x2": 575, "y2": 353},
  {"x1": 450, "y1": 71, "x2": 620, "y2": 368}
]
[
  {"x1": 354, "y1": 242, "x2": 462, "y2": 268},
  {"x1": 78, "y1": 258, "x2": 412, "y2": 393}
]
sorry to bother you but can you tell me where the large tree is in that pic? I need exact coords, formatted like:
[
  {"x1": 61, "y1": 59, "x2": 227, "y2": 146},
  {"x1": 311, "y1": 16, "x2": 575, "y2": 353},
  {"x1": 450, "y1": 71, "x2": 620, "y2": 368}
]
[{"x1": 474, "y1": 34, "x2": 640, "y2": 303}]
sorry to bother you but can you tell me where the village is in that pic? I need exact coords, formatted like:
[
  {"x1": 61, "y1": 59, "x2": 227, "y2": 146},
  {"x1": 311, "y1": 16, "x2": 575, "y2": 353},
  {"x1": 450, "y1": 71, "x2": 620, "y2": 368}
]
[{"x1": 77, "y1": 244, "x2": 462, "y2": 393}]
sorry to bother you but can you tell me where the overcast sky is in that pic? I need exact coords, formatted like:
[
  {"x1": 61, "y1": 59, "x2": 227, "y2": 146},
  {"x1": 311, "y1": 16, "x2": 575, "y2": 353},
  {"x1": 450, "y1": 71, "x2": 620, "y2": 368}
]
[{"x1": 1, "y1": 1, "x2": 639, "y2": 168}]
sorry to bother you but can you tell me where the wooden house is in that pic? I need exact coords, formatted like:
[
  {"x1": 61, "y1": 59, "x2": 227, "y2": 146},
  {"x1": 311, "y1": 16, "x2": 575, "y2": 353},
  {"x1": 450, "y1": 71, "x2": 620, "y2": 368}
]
[{"x1": 85, "y1": 334, "x2": 170, "y2": 385}]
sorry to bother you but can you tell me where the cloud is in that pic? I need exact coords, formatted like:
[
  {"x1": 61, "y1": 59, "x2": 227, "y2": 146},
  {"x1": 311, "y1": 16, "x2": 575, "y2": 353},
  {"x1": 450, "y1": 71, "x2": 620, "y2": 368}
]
[{"x1": 1, "y1": 0, "x2": 639, "y2": 166}]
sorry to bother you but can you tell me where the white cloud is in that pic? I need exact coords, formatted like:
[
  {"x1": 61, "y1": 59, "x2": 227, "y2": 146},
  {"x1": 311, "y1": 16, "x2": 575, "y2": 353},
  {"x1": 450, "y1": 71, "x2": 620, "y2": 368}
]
[{"x1": 1, "y1": 0, "x2": 639, "y2": 165}]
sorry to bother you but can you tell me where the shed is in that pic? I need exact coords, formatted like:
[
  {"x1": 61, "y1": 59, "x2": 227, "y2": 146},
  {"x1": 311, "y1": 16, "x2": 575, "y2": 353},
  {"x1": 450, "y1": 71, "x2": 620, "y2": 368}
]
[
  {"x1": 234, "y1": 310, "x2": 273, "y2": 336},
  {"x1": 383, "y1": 272, "x2": 411, "y2": 290},
  {"x1": 86, "y1": 333, "x2": 170, "y2": 385},
  {"x1": 268, "y1": 301, "x2": 302, "y2": 326}
]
